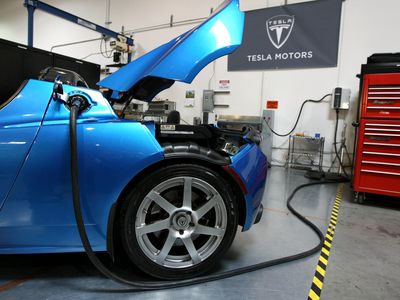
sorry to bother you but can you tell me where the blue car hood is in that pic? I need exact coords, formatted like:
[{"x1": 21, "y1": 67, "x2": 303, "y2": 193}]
[{"x1": 97, "y1": 0, "x2": 244, "y2": 102}]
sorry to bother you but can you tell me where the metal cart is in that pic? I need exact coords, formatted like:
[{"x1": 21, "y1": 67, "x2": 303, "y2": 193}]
[{"x1": 288, "y1": 135, "x2": 325, "y2": 172}]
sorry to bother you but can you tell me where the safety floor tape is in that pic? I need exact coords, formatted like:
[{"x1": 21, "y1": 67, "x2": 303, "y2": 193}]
[{"x1": 307, "y1": 183, "x2": 344, "y2": 300}]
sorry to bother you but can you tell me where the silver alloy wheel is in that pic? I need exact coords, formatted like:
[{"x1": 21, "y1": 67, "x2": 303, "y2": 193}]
[{"x1": 135, "y1": 176, "x2": 227, "y2": 269}]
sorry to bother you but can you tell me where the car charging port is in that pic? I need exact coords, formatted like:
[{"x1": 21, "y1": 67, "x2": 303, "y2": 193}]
[{"x1": 68, "y1": 95, "x2": 90, "y2": 113}]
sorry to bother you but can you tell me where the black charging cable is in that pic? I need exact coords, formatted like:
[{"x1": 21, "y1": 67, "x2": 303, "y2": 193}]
[
  {"x1": 333, "y1": 108, "x2": 350, "y2": 179},
  {"x1": 69, "y1": 101, "x2": 346, "y2": 291},
  {"x1": 263, "y1": 94, "x2": 332, "y2": 137}
]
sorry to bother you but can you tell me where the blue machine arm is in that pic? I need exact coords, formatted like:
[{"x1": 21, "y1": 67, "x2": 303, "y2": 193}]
[{"x1": 23, "y1": 0, "x2": 134, "y2": 47}]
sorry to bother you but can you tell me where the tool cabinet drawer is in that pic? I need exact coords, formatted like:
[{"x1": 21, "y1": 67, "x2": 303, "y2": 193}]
[
  {"x1": 354, "y1": 119, "x2": 400, "y2": 196},
  {"x1": 360, "y1": 157, "x2": 400, "y2": 173},
  {"x1": 362, "y1": 121, "x2": 400, "y2": 145},
  {"x1": 361, "y1": 150, "x2": 400, "y2": 163},
  {"x1": 359, "y1": 120, "x2": 400, "y2": 159},
  {"x1": 362, "y1": 74, "x2": 400, "y2": 119},
  {"x1": 358, "y1": 168, "x2": 400, "y2": 196}
]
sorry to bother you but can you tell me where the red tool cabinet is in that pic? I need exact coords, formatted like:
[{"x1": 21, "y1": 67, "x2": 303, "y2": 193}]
[{"x1": 353, "y1": 73, "x2": 400, "y2": 199}]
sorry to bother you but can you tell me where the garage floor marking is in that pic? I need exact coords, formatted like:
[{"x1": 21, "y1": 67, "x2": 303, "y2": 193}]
[
  {"x1": 307, "y1": 183, "x2": 344, "y2": 300},
  {"x1": 0, "y1": 267, "x2": 50, "y2": 293}
]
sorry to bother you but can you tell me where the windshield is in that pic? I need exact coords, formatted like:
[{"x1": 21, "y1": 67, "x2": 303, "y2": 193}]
[{"x1": 0, "y1": 81, "x2": 27, "y2": 111}]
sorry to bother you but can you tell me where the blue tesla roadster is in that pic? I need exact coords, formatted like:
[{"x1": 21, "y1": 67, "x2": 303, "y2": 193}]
[{"x1": 0, "y1": 0, "x2": 267, "y2": 279}]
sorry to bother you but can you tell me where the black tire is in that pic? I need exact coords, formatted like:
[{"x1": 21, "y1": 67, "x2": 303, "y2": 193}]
[{"x1": 119, "y1": 163, "x2": 239, "y2": 280}]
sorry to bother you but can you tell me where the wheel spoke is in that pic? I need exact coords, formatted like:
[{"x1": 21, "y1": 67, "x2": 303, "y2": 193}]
[
  {"x1": 195, "y1": 195, "x2": 219, "y2": 219},
  {"x1": 195, "y1": 224, "x2": 224, "y2": 237},
  {"x1": 147, "y1": 190, "x2": 176, "y2": 214},
  {"x1": 136, "y1": 219, "x2": 170, "y2": 236},
  {"x1": 156, "y1": 232, "x2": 176, "y2": 264},
  {"x1": 181, "y1": 237, "x2": 201, "y2": 264},
  {"x1": 182, "y1": 177, "x2": 192, "y2": 209}
]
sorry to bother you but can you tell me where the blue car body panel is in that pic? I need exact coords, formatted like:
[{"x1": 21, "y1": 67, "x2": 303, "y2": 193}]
[
  {"x1": 229, "y1": 144, "x2": 268, "y2": 231},
  {"x1": 0, "y1": 81, "x2": 266, "y2": 254},
  {"x1": 0, "y1": 0, "x2": 267, "y2": 254},
  {"x1": 0, "y1": 81, "x2": 52, "y2": 210},
  {"x1": 98, "y1": 0, "x2": 244, "y2": 97},
  {"x1": 0, "y1": 81, "x2": 164, "y2": 254}
]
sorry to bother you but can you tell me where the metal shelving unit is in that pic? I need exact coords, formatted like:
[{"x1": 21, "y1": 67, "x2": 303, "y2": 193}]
[{"x1": 288, "y1": 135, "x2": 325, "y2": 172}]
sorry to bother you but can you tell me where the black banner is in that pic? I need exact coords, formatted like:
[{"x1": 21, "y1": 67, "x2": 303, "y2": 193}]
[{"x1": 228, "y1": 0, "x2": 342, "y2": 71}]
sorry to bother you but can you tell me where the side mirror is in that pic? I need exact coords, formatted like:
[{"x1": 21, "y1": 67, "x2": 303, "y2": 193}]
[{"x1": 52, "y1": 77, "x2": 69, "y2": 103}]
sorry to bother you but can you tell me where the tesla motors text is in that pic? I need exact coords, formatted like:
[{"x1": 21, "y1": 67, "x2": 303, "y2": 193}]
[{"x1": 247, "y1": 51, "x2": 313, "y2": 62}]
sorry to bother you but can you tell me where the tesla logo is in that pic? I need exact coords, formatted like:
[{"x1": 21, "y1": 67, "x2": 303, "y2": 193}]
[{"x1": 266, "y1": 15, "x2": 295, "y2": 49}]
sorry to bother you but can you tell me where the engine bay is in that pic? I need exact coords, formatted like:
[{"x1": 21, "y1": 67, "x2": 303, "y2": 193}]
[{"x1": 155, "y1": 123, "x2": 261, "y2": 156}]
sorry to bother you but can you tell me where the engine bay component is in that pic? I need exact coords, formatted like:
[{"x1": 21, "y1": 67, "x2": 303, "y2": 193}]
[
  {"x1": 39, "y1": 67, "x2": 89, "y2": 88},
  {"x1": 155, "y1": 123, "x2": 260, "y2": 157}
]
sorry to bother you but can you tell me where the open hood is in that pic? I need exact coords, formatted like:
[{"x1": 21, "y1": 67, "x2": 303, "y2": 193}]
[{"x1": 97, "y1": 0, "x2": 244, "y2": 102}]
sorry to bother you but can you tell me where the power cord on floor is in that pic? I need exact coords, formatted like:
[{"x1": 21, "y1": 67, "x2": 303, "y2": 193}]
[{"x1": 262, "y1": 94, "x2": 332, "y2": 137}]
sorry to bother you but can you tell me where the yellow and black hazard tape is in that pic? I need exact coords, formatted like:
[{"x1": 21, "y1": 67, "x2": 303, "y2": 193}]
[{"x1": 307, "y1": 183, "x2": 344, "y2": 300}]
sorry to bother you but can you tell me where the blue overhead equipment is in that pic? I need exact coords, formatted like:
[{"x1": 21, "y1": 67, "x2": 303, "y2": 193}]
[{"x1": 23, "y1": 0, "x2": 134, "y2": 61}]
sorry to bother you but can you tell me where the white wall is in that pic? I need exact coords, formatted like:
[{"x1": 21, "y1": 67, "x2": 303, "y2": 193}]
[{"x1": 1, "y1": 0, "x2": 400, "y2": 168}]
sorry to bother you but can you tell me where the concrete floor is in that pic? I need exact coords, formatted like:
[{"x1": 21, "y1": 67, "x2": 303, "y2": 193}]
[
  {"x1": 0, "y1": 167, "x2": 399, "y2": 299},
  {"x1": 322, "y1": 188, "x2": 400, "y2": 299}
]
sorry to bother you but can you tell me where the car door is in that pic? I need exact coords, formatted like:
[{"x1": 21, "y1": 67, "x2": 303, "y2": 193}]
[{"x1": 0, "y1": 81, "x2": 52, "y2": 209}]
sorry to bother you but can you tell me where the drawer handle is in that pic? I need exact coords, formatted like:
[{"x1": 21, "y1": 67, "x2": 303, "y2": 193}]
[
  {"x1": 365, "y1": 123, "x2": 400, "y2": 127},
  {"x1": 369, "y1": 92, "x2": 400, "y2": 95},
  {"x1": 365, "y1": 133, "x2": 400, "y2": 137},
  {"x1": 365, "y1": 128, "x2": 400, "y2": 132},
  {"x1": 362, "y1": 160, "x2": 400, "y2": 167},
  {"x1": 368, "y1": 97, "x2": 400, "y2": 100},
  {"x1": 367, "y1": 106, "x2": 400, "y2": 110},
  {"x1": 361, "y1": 169, "x2": 400, "y2": 176},
  {"x1": 363, "y1": 151, "x2": 400, "y2": 157},
  {"x1": 369, "y1": 87, "x2": 400, "y2": 90},
  {"x1": 364, "y1": 142, "x2": 400, "y2": 147}
]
